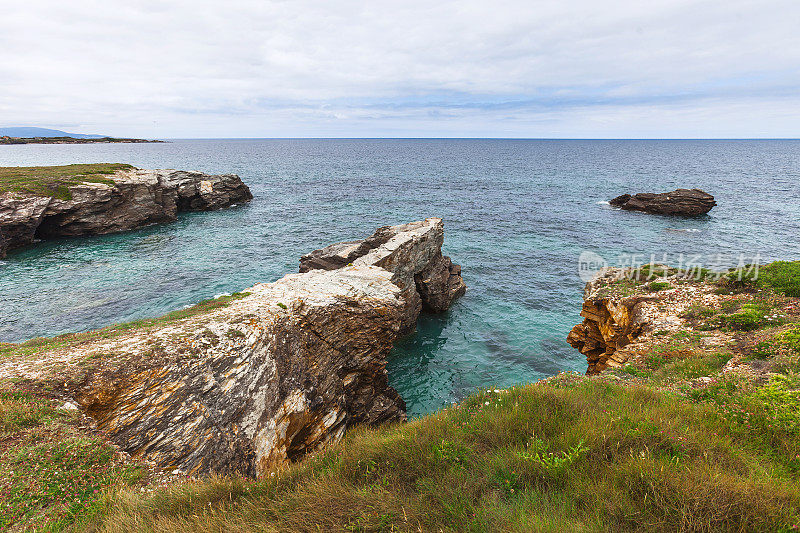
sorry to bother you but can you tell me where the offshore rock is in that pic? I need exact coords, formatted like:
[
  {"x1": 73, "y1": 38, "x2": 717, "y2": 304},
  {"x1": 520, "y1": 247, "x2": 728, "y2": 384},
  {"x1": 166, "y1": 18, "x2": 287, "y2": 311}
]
[
  {"x1": 300, "y1": 218, "x2": 466, "y2": 331},
  {"x1": 1, "y1": 219, "x2": 464, "y2": 477},
  {"x1": 609, "y1": 188, "x2": 716, "y2": 216},
  {"x1": 0, "y1": 168, "x2": 252, "y2": 257}
]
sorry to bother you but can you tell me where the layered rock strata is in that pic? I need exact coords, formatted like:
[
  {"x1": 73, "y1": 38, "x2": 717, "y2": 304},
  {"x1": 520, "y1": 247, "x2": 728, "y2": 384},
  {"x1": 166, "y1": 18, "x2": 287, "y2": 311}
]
[
  {"x1": 1, "y1": 218, "x2": 465, "y2": 477},
  {"x1": 0, "y1": 168, "x2": 252, "y2": 258},
  {"x1": 300, "y1": 218, "x2": 466, "y2": 332},
  {"x1": 609, "y1": 188, "x2": 716, "y2": 216},
  {"x1": 567, "y1": 270, "x2": 656, "y2": 374}
]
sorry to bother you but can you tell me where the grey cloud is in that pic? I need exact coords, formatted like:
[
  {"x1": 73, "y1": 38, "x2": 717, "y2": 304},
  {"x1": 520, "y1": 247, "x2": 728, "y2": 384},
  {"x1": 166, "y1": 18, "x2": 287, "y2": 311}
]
[{"x1": 1, "y1": 0, "x2": 798, "y2": 137}]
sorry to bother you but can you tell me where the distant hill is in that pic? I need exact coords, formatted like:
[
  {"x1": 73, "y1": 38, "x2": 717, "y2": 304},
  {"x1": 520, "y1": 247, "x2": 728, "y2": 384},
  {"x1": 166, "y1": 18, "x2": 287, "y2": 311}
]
[{"x1": 0, "y1": 127, "x2": 104, "y2": 139}]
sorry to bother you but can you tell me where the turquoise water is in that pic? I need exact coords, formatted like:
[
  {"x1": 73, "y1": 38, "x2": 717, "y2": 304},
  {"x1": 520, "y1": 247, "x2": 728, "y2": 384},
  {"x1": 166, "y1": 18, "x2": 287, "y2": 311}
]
[{"x1": 1, "y1": 139, "x2": 799, "y2": 416}]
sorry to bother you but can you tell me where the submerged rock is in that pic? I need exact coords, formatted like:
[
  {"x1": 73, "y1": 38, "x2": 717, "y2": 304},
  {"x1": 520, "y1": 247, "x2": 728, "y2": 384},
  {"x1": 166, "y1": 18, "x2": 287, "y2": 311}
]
[
  {"x1": 0, "y1": 168, "x2": 252, "y2": 257},
  {"x1": 609, "y1": 188, "x2": 716, "y2": 216},
  {"x1": 0, "y1": 218, "x2": 465, "y2": 476}
]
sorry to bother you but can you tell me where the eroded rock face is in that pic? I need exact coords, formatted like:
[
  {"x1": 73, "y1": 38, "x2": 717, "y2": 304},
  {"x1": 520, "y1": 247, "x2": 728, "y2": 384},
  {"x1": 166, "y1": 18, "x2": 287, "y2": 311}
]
[
  {"x1": 609, "y1": 188, "x2": 716, "y2": 216},
  {"x1": 2, "y1": 219, "x2": 464, "y2": 477},
  {"x1": 79, "y1": 267, "x2": 406, "y2": 476},
  {"x1": 566, "y1": 270, "x2": 654, "y2": 374},
  {"x1": 300, "y1": 218, "x2": 466, "y2": 331},
  {"x1": 0, "y1": 168, "x2": 252, "y2": 257}
]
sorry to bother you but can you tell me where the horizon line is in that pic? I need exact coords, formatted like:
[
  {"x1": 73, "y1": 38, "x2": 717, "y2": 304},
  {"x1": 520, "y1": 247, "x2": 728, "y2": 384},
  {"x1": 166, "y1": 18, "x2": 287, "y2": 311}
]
[{"x1": 158, "y1": 136, "x2": 800, "y2": 141}]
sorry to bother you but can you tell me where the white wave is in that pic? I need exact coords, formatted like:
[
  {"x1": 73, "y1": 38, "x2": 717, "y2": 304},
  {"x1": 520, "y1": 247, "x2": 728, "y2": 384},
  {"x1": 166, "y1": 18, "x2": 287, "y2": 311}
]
[{"x1": 214, "y1": 292, "x2": 231, "y2": 299}]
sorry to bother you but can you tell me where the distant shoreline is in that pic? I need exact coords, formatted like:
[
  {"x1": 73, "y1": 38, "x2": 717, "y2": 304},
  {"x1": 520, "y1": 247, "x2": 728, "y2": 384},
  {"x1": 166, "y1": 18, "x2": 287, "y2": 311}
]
[{"x1": 0, "y1": 136, "x2": 165, "y2": 145}]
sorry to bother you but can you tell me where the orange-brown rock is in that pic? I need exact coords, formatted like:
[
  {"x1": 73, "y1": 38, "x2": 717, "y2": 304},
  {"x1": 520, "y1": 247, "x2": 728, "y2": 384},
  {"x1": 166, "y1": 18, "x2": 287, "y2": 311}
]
[{"x1": 567, "y1": 271, "x2": 655, "y2": 374}]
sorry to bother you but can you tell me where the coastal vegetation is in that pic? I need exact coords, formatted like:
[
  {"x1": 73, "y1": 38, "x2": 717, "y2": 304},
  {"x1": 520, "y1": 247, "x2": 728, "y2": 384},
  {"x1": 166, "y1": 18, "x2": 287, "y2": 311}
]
[
  {"x1": 3, "y1": 260, "x2": 800, "y2": 531},
  {"x1": 67, "y1": 375, "x2": 800, "y2": 531},
  {"x1": 0, "y1": 163, "x2": 132, "y2": 200},
  {"x1": 0, "y1": 389, "x2": 144, "y2": 530}
]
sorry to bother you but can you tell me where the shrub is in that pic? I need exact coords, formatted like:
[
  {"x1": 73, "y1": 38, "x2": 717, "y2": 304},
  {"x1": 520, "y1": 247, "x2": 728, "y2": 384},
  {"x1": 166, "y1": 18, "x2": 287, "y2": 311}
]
[
  {"x1": 753, "y1": 327, "x2": 800, "y2": 372},
  {"x1": 722, "y1": 261, "x2": 800, "y2": 297},
  {"x1": 723, "y1": 304, "x2": 768, "y2": 331},
  {"x1": 648, "y1": 281, "x2": 671, "y2": 292},
  {"x1": 758, "y1": 261, "x2": 800, "y2": 297}
]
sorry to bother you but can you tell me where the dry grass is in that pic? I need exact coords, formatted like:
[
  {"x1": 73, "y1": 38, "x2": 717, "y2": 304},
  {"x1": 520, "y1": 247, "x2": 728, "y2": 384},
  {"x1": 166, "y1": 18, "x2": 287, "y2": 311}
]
[{"x1": 76, "y1": 378, "x2": 800, "y2": 532}]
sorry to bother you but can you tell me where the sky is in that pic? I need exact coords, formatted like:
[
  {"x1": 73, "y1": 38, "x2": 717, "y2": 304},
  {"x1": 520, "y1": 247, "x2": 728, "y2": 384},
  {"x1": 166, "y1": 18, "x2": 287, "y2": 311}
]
[{"x1": 1, "y1": 0, "x2": 799, "y2": 138}]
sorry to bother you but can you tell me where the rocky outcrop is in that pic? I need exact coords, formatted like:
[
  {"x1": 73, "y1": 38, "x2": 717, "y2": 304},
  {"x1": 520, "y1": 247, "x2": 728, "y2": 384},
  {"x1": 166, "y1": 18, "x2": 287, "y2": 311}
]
[
  {"x1": 567, "y1": 270, "x2": 655, "y2": 374},
  {"x1": 1, "y1": 219, "x2": 464, "y2": 477},
  {"x1": 609, "y1": 188, "x2": 716, "y2": 216},
  {"x1": 0, "y1": 168, "x2": 252, "y2": 257},
  {"x1": 300, "y1": 218, "x2": 466, "y2": 332}
]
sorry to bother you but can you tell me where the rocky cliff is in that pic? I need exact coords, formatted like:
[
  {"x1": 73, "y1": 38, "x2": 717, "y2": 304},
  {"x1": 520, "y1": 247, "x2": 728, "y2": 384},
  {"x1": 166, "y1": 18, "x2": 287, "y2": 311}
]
[
  {"x1": 566, "y1": 266, "x2": 770, "y2": 374},
  {"x1": 0, "y1": 167, "x2": 252, "y2": 258},
  {"x1": 566, "y1": 270, "x2": 655, "y2": 373},
  {"x1": 300, "y1": 219, "x2": 467, "y2": 332},
  {"x1": 0, "y1": 218, "x2": 465, "y2": 477}
]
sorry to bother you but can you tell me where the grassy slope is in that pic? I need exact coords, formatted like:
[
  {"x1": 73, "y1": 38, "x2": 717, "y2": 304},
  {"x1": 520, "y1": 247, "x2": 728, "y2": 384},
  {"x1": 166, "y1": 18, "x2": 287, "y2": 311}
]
[
  {"x1": 0, "y1": 389, "x2": 145, "y2": 530},
  {"x1": 4, "y1": 263, "x2": 800, "y2": 532},
  {"x1": 0, "y1": 163, "x2": 133, "y2": 200},
  {"x1": 0, "y1": 293, "x2": 252, "y2": 530},
  {"x1": 83, "y1": 378, "x2": 800, "y2": 532}
]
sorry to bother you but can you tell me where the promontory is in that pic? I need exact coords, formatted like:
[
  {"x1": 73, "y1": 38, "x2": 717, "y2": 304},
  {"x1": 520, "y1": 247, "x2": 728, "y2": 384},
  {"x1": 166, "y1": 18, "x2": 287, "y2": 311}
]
[
  {"x1": 0, "y1": 163, "x2": 252, "y2": 258},
  {"x1": 0, "y1": 218, "x2": 465, "y2": 476}
]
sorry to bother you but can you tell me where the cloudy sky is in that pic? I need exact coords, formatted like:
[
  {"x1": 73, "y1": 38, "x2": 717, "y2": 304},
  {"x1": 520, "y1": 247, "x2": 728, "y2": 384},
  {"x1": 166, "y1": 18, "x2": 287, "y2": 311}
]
[{"x1": 2, "y1": 0, "x2": 799, "y2": 138}]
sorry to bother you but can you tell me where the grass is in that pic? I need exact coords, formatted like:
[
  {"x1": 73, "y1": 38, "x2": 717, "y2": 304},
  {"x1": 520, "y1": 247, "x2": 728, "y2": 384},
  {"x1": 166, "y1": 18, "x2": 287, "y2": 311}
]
[
  {"x1": 0, "y1": 388, "x2": 145, "y2": 530},
  {"x1": 722, "y1": 261, "x2": 800, "y2": 297},
  {"x1": 648, "y1": 281, "x2": 671, "y2": 292},
  {"x1": 681, "y1": 295, "x2": 787, "y2": 332},
  {"x1": 0, "y1": 292, "x2": 250, "y2": 361},
  {"x1": 74, "y1": 379, "x2": 800, "y2": 532},
  {"x1": 751, "y1": 326, "x2": 800, "y2": 373},
  {"x1": 633, "y1": 331, "x2": 732, "y2": 382},
  {"x1": 0, "y1": 163, "x2": 133, "y2": 200},
  {"x1": 5, "y1": 260, "x2": 800, "y2": 531},
  {"x1": 593, "y1": 278, "x2": 644, "y2": 299}
]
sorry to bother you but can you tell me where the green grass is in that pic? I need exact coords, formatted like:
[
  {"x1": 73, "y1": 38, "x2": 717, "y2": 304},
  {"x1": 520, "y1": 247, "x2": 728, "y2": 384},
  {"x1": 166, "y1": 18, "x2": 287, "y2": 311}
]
[
  {"x1": 0, "y1": 389, "x2": 144, "y2": 530},
  {"x1": 681, "y1": 295, "x2": 786, "y2": 332},
  {"x1": 0, "y1": 163, "x2": 133, "y2": 200},
  {"x1": 751, "y1": 326, "x2": 800, "y2": 372},
  {"x1": 633, "y1": 331, "x2": 732, "y2": 381},
  {"x1": 593, "y1": 278, "x2": 644, "y2": 299},
  {"x1": 71, "y1": 379, "x2": 800, "y2": 532},
  {"x1": 722, "y1": 261, "x2": 800, "y2": 297},
  {"x1": 648, "y1": 281, "x2": 672, "y2": 292},
  {"x1": 0, "y1": 292, "x2": 251, "y2": 361}
]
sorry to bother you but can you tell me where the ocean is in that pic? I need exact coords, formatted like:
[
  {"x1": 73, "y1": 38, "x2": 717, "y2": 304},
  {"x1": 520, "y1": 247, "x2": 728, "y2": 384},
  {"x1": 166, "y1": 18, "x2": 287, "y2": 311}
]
[{"x1": 1, "y1": 139, "x2": 799, "y2": 416}]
